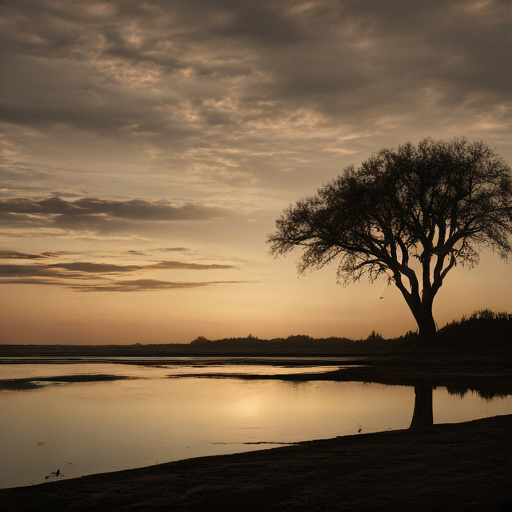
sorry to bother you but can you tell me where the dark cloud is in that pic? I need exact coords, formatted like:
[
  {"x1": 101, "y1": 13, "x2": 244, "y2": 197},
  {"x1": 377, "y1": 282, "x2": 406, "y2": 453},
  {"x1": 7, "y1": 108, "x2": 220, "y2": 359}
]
[
  {"x1": 149, "y1": 261, "x2": 235, "y2": 270},
  {"x1": 0, "y1": 278, "x2": 73, "y2": 287},
  {"x1": 258, "y1": 1, "x2": 512, "y2": 124},
  {"x1": 0, "y1": 247, "x2": 239, "y2": 294},
  {"x1": 0, "y1": 1, "x2": 510, "y2": 221},
  {"x1": 0, "y1": 250, "x2": 48, "y2": 259},
  {"x1": 0, "y1": 276, "x2": 243, "y2": 292},
  {"x1": 76, "y1": 198, "x2": 226, "y2": 221},
  {"x1": 71, "y1": 279, "x2": 242, "y2": 292},
  {"x1": 48, "y1": 260, "x2": 235, "y2": 273},
  {"x1": 0, "y1": 259, "x2": 235, "y2": 278},
  {"x1": 0, "y1": 196, "x2": 226, "y2": 220},
  {"x1": 50, "y1": 191, "x2": 82, "y2": 198},
  {"x1": 158, "y1": 247, "x2": 189, "y2": 252},
  {"x1": 0, "y1": 211, "x2": 50, "y2": 228},
  {"x1": 2, "y1": 0, "x2": 509, "y2": 138},
  {"x1": 0, "y1": 196, "x2": 228, "y2": 234},
  {"x1": 49, "y1": 262, "x2": 141, "y2": 273},
  {"x1": 0, "y1": 264, "x2": 95, "y2": 280}
]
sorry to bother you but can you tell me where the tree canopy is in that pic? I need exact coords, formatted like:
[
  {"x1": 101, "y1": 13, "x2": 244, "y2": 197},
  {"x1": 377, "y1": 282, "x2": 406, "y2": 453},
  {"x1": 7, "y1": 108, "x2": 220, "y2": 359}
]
[{"x1": 267, "y1": 138, "x2": 512, "y2": 340}]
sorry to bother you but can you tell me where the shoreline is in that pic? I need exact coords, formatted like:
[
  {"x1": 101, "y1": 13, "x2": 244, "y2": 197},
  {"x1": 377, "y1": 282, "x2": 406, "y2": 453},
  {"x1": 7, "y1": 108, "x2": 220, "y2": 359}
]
[
  {"x1": 2, "y1": 348, "x2": 511, "y2": 509},
  {"x1": 1, "y1": 414, "x2": 511, "y2": 511}
]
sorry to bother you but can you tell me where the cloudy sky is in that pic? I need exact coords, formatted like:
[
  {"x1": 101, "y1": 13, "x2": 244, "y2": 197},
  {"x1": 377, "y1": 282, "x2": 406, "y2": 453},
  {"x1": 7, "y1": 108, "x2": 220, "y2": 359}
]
[{"x1": 1, "y1": 0, "x2": 511, "y2": 344}]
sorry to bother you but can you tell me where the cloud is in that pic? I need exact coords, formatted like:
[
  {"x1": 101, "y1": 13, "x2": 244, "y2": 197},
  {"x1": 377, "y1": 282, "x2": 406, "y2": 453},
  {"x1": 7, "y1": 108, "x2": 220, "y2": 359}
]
[
  {"x1": 0, "y1": 263, "x2": 96, "y2": 280},
  {"x1": 148, "y1": 261, "x2": 235, "y2": 270},
  {"x1": 1, "y1": 0, "x2": 508, "y2": 147},
  {"x1": 0, "y1": 278, "x2": 73, "y2": 287},
  {"x1": 3, "y1": 1, "x2": 509, "y2": 115},
  {"x1": 0, "y1": 196, "x2": 226, "y2": 220},
  {"x1": 1, "y1": 1, "x2": 510, "y2": 239},
  {"x1": 1, "y1": 0, "x2": 509, "y2": 208},
  {"x1": 0, "y1": 259, "x2": 235, "y2": 278},
  {"x1": 48, "y1": 260, "x2": 236, "y2": 273},
  {"x1": 0, "y1": 276, "x2": 243, "y2": 292},
  {"x1": 71, "y1": 279, "x2": 243, "y2": 292},
  {"x1": 48, "y1": 262, "x2": 141, "y2": 273},
  {"x1": 0, "y1": 196, "x2": 229, "y2": 235},
  {"x1": 158, "y1": 247, "x2": 189, "y2": 252},
  {"x1": 0, "y1": 246, "x2": 238, "y2": 297},
  {"x1": 0, "y1": 250, "x2": 52, "y2": 259}
]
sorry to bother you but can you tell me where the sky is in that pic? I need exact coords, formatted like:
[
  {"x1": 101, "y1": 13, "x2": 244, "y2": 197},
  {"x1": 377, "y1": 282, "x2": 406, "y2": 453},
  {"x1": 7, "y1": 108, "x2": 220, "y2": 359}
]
[{"x1": 1, "y1": 0, "x2": 511, "y2": 345}]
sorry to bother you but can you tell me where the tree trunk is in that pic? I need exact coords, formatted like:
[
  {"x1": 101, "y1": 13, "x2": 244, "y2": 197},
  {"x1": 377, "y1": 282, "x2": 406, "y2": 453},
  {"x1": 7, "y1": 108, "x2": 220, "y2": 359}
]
[
  {"x1": 409, "y1": 299, "x2": 437, "y2": 341},
  {"x1": 409, "y1": 385, "x2": 434, "y2": 429},
  {"x1": 417, "y1": 312, "x2": 437, "y2": 341}
]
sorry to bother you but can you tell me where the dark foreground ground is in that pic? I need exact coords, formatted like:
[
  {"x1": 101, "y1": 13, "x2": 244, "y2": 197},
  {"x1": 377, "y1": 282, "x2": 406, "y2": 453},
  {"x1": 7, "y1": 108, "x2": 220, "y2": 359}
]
[{"x1": 1, "y1": 414, "x2": 511, "y2": 512}]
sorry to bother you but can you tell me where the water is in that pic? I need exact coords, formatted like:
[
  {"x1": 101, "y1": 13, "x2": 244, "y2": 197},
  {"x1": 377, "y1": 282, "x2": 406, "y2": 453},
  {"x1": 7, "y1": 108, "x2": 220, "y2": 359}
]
[
  {"x1": 0, "y1": 360, "x2": 347, "y2": 380},
  {"x1": 1, "y1": 360, "x2": 511, "y2": 489}
]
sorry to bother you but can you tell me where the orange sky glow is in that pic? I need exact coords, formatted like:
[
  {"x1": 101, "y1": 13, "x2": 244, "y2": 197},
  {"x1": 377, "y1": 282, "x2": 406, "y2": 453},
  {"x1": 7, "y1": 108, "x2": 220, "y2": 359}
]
[{"x1": 1, "y1": 0, "x2": 511, "y2": 344}]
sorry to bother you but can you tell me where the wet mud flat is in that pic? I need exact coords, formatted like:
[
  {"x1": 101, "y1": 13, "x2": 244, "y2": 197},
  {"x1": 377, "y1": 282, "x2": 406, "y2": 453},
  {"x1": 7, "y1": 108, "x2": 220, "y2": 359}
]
[
  {"x1": 0, "y1": 344, "x2": 382, "y2": 358},
  {"x1": 1, "y1": 414, "x2": 511, "y2": 511},
  {"x1": 168, "y1": 348, "x2": 512, "y2": 395},
  {"x1": 0, "y1": 374, "x2": 134, "y2": 390}
]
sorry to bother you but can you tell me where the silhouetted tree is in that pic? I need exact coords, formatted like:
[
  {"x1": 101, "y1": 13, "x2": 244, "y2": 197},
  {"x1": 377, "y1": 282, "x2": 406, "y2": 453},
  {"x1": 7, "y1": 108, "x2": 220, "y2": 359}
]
[{"x1": 268, "y1": 138, "x2": 512, "y2": 341}]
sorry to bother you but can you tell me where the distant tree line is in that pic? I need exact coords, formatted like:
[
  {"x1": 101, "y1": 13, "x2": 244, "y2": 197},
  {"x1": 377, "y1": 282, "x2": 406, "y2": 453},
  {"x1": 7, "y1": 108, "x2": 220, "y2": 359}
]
[
  {"x1": 191, "y1": 310, "x2": 511, "y2": 350},
  {"x1": 190, "y1": 332, "x2": 400, "y2": 350}
]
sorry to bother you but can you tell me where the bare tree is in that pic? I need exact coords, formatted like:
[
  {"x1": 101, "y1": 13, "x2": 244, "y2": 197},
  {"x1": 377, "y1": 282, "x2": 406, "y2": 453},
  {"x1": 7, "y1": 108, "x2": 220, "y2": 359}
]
[{"x1": 267, "y1": 138, "x2": 512, "y2": 341}]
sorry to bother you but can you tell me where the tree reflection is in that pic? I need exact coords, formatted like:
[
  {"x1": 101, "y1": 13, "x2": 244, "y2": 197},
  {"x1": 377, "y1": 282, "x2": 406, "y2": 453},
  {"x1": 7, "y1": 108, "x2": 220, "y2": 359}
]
[
  {"x1": 409, "y1": 385, "x2": 434, "y2": 429},
  {"x1": 408, "y1": 380, "x2": 512, "y2": 430}
]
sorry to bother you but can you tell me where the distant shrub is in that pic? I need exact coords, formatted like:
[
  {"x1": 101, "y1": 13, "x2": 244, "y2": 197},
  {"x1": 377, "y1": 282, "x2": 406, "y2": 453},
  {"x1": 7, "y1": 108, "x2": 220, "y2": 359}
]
[
  {"x1": 468, "y1": 309, "x2": 512, "y2": 321},
  {"x1": 365, "y1": 330, "x2": 384, "y2": 342},
  {"x1": 190, "y1": 336, "x2": 211, "y2": 345},
  {"x1": 391, "y1": 330, "x2": 420, "y2": 345}
]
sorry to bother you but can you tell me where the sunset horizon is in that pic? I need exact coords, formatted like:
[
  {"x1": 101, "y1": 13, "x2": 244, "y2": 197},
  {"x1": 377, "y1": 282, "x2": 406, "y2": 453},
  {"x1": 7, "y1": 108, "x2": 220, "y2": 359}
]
[{"x1": 1, "y1": 0, "x2": 511, "y2": 345}]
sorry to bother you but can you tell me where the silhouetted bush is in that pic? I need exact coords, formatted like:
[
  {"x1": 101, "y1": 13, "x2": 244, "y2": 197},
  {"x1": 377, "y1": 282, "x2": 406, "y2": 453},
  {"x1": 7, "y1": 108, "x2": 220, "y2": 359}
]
[{"x1": 437, "y1": 310, "x2": 511, "y2": 348}]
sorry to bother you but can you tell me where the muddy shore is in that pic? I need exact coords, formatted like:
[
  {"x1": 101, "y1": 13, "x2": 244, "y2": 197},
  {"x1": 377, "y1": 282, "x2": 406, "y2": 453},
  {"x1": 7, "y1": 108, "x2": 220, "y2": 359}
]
[{"x1": 1, "y1": 414, "x2": 511, "y2": 511}]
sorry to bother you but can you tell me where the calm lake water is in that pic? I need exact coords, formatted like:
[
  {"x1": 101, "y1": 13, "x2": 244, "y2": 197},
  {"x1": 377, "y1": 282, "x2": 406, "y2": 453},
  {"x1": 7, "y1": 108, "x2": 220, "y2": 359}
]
[{"x1": 1, "y1": 359, "x2": 511, "y2": 489}]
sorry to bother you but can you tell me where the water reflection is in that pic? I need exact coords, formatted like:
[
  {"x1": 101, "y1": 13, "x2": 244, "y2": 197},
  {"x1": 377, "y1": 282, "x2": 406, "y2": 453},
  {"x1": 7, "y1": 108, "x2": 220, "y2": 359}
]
[
  {"x1": 0, "y1": 364, "x2": 510, "y2": 489},
  {"x1": 410, "y1": 386, "x2": 434, "y2": 429},
  {"x1": 0, "y1": 361, "x2": 345, "y2": 384},
  {"x1": 410, "y1": 381, "x2": 512, "y2": 429}
]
